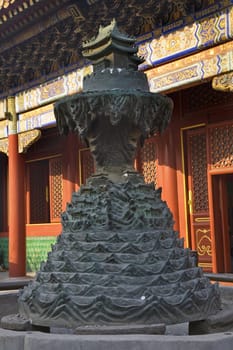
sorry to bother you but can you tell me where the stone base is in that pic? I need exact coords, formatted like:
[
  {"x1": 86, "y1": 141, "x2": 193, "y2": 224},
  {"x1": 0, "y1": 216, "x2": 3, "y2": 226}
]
[
  {"x1": 0, "y1": 292, "x2": 18, "y2": 321},
  {"x1": 1, "y1": 314, "x2": 31, "y2": 331},
  {"x1": 1, "y1": 328, "x2": 233, "y2": 350},
  {"x1": 1, "y1": 314, "x2": 165, "y2": 335},
  {"x1": 75, "y1": 323, "x2": 165, "y2": 335},
  {"x1": 189, "y1": 303, "x2": 233, "y2": 335}
]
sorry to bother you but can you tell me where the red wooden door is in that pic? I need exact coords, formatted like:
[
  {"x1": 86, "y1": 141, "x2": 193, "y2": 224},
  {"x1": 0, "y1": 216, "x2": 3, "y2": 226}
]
[
  {"x1": 211, "y1": 175, "x2": 231, "y2": 272},
  {"x1": 28, "y1": 160, "x2": 50, "y2": 224},
  {"x1": 0, "y1": 153, "x2": 8, "y2": 231},
  {"x1": 79, "y1": 148, "x2": 95, "y2": 185},
  {"x1": 185, "y1": 127, "x2": 212, "y2": 271},
  {"x1": 208, "y1": 122, "x2": 233, "y2": 272}
]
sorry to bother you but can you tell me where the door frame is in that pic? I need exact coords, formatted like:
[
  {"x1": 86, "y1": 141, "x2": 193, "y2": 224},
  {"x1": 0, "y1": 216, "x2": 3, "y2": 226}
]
[
  {"x1": 182, "y1": 124, "x2": 214, "y2": 271},
  {"x1": 180, "y1": 123, "x2": 206, "y2": 249},
  {"x1": 208, "y1": 170, "x2": 233, "y2": 273}
]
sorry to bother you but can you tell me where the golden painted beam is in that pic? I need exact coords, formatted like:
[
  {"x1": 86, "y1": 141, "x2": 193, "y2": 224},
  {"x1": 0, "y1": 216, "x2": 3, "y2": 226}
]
[
  {"x1": 0, "y1": 129, "x2": 41, "y2": 155},
  {"x1": 7, "y1": 96, "x2": 17, "y2": 135},
  {"x1": 212, "y1": 72, "x2": 233, "y2": 92},
  {"x1": 146, "y1": 41, "x2": 233, "y2": 93},
  {"x1": 0, "y1": 138, "x2": 8, "y2": 155},
  {"x1": 18, "y1": 129, "x2": 41, "y2": 153}
]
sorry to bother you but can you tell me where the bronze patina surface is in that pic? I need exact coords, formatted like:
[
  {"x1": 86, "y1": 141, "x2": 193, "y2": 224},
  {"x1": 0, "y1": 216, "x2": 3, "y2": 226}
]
[{"x1": 17, "y1": 21, "x2": 220, "y2": 331}]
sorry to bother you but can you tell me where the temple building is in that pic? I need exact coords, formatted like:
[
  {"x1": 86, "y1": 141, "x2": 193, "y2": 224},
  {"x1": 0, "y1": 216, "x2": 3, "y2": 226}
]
[{"x1": 0, "y1": 0, "x2": 232, "y2": 278}]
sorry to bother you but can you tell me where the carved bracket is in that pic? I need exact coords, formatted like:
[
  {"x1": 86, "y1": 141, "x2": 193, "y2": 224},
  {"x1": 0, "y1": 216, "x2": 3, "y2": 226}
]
[
  {"x1": 0, "y1": 129, "x2": 41, "y2": 155},
  {"x1": 212, "y1": 72, "x2": 233, "y2": 92}
]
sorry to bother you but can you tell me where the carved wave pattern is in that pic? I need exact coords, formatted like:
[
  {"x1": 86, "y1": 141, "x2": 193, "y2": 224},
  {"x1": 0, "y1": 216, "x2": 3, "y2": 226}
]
[
  {"x1": 54, "y1": 90, "x2": 173, "y2": 139},
  {"x1": 62, "y1": 176, "x2": 174, "y2": 232},
  {"x1": 18, "y1": 177, "x2": 221, "y2": 328}
]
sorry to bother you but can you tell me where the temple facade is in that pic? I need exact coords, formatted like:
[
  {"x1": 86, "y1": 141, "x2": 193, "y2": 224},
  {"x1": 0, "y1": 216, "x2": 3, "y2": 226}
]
[{"x1": 0, "y1": 0, "x2": 232, "y2": 277}]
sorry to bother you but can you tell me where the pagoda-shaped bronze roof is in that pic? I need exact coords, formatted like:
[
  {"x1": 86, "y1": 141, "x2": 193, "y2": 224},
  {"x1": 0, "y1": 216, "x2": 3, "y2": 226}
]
[{"x1": 82, "y1": 19, "x2": 142, "y2": 70}]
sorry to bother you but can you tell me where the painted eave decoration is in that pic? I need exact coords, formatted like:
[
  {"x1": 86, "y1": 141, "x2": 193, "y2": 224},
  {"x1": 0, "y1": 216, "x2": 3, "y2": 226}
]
[{"x1": 0, "y1": 0, "x2": 232, "y2": 98}]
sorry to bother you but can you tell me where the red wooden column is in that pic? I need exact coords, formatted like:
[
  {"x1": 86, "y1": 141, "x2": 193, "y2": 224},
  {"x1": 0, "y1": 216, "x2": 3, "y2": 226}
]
[
  {"x1": 8, "y1": 96, "x2": 26, "y2": 277},
  {"x1": 62, "y1": 133, "x2": 77, "y2": 210},
  {"x1": 158, "y1": 124, "x2": 180, "y2": 232}
]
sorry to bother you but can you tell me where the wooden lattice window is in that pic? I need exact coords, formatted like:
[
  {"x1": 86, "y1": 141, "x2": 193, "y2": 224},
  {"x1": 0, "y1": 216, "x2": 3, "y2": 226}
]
[
  {"x1": 27, "y1": 156, "x2": 63, "y2": 224},
  {"x1": 79, "y1": 142, "x2": 157, "y2": 186},
  {"x1": 29, "y1": 160, "x2": 49, "y2": 224},
  {"x1": 49, "y1": 157, "x2": 63, "y2": 222},
  {"x1": 139, "y1": 140, "x2": 157, "y2": 186},
  {"x1": 209, "y1": 123, "x2": 233, "y2": 169},
  {"x1": 182, "y1": 82, "x2": 233, "y2": 114},
  {"x1": 79, "y1": 148, "x2": 95, "y2": 185},
  {"x1": 188, "y1": 131, "x2": 209, "y2": 212}
]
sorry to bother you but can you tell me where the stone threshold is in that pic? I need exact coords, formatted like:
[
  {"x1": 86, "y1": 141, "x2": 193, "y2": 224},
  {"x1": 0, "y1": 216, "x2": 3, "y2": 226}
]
[{"x1": 205, "y1": 273, "x2": 233, "y2": 283}]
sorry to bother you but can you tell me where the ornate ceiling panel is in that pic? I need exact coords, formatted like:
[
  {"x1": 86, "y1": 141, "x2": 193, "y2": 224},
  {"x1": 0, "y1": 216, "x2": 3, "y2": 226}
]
[
  {"x1": 0, "y1": 0, "x2": 16, "y2": 10},
  {"x1": 0, "y1": 0, "x2": 232, "y2": 98}
]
